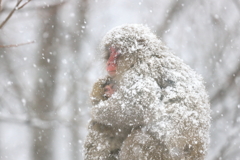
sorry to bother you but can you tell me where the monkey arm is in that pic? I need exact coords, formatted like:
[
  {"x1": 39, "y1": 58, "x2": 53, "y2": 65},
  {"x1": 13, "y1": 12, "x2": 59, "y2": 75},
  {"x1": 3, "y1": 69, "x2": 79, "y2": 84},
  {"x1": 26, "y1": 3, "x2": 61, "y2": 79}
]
[{"x1": 91, "y1": 76, "x2": 162, "y2": 127}]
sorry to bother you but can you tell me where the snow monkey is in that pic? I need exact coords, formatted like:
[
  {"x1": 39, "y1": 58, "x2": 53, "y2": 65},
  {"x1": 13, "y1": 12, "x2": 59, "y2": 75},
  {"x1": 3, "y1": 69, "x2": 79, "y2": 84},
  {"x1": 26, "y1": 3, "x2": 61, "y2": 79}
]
[
  {"x1": 84, "y1": 24, "x2": 211, "y2": 160},
  {"x1": 85, "y1": 76, "x2": 131, "y2": 160}
]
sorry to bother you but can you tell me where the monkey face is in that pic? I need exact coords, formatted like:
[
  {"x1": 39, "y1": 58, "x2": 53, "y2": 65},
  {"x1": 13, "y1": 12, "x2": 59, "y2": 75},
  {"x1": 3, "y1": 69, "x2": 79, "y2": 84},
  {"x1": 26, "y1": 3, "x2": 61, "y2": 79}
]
[
  {"x1": 106, "y1": 47, "x2": 135, "y2": 77},
  {"x1": 102, "y1": 25, "x2": 160, "y2": 78}
]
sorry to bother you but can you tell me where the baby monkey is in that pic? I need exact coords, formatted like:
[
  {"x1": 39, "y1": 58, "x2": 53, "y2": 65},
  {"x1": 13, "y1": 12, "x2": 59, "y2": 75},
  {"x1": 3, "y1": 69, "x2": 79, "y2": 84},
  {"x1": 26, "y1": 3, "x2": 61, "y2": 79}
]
[
  {"x1": 85, "y1": 77, "x2": 129, "y2": 160},
  {"x1": 91, "y1": 76, "x2": 116, "y2": 105},
  {"x1": 103, "y1": 78, "x2": 116, "y2": 99}
]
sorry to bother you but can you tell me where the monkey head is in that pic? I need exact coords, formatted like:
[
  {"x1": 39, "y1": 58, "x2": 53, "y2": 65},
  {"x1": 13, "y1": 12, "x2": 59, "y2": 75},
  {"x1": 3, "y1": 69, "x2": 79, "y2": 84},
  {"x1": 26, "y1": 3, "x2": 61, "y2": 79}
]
[{"x1": 101, "y1": 24, "x2": 167, "y2": 77}]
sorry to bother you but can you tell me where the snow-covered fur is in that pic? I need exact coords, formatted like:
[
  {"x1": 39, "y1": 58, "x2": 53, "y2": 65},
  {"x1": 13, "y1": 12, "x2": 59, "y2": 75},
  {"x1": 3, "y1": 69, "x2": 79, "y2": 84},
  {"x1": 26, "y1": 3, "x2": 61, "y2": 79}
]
[{"x1": 87, "y1": 24, "x2": 211, "y2": 160}]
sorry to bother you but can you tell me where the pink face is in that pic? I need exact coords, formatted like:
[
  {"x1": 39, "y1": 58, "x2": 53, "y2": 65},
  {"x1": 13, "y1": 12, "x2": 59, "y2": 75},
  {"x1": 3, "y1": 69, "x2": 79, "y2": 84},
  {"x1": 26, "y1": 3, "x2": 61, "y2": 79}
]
[
  {"x1": 106, "y1": 47, "x2": 119, "y2": 77},
  {"x1": 104, "y1": 84, "x2": 115, "y2": 98}
]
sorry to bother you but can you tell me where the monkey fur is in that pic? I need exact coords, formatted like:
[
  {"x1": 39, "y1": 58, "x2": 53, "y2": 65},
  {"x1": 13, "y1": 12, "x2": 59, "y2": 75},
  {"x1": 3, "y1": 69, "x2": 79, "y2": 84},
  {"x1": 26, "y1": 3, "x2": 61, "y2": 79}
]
[{"x1": 85, "y1": 24, "x2": 211, "y2": 160}]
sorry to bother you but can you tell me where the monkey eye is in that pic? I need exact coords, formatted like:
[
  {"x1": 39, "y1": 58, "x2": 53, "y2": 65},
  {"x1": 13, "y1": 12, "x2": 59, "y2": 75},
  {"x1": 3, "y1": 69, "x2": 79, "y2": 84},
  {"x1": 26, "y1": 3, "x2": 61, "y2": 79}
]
[
  {"x1": 104, "y1": 50, "x2": 111, "y2": 60},
  {"x1": 137, "y1": 39, "x2": 145, "y2": 43},
  {"x1": 111, "y1": 47, "x2": 121, "y2": 57}
]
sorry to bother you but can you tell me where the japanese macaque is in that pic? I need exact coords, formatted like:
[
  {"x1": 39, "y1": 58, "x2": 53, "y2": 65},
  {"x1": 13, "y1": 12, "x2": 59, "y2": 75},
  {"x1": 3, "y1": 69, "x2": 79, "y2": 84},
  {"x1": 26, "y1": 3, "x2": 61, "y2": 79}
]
[
  {"x1": 85, "y1": 77, "x2": 131, "y2": 160},
  {"x1": 84, "y1": 24, "x2": 211, "y2": 160}
]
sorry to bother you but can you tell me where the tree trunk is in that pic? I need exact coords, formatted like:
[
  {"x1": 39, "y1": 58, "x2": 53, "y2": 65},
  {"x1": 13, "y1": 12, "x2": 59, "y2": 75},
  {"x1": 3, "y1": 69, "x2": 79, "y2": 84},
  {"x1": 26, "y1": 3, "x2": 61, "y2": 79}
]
[{"x1": 32, "y1": 6, "x2": 60, "y2": 160}]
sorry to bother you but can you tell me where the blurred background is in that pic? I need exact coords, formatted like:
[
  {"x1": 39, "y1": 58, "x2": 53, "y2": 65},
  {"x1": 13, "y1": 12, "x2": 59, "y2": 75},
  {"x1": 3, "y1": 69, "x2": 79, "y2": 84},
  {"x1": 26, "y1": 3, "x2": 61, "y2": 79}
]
[{"x1": 0, "y1": 0, "x2": 239, "y2": 160}]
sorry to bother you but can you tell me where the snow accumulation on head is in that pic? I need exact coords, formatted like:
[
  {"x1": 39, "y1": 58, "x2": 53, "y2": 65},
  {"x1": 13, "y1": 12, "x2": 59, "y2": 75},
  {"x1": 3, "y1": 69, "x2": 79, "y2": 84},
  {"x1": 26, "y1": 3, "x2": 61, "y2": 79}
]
[
  {"x1": 94, "y1": 24, "x2": 211, "y2": 157},
  {"x1": 100, "y1": 24, "x2": 168, "y2": 60}
]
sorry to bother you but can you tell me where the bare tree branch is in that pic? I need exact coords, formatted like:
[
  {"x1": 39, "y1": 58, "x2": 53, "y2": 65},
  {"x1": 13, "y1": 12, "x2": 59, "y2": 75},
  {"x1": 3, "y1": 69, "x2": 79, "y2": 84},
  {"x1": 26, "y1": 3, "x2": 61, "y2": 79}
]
[
  {"x1": 17, "y1": 0, "x2": 31, "y2": 10},
  {"x1": 0, "y1": 0, "x2": 32, "y2": 29},
  {"x1": 0, "y1": 0, "x2": 23, "y2": 29},
  {"x1": 0, "y1": 0, "x2": 66, "y2": 13},
  {"x1": 0, "y1": 40, "x2": 35, "y2": 48}
]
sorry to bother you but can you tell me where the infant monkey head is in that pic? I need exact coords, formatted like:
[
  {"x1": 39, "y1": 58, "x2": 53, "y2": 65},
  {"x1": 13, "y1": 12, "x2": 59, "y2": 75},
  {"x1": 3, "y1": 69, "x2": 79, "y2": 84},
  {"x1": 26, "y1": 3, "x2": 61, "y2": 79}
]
[
  {"x1": 102, "y1": 77, "x2": 116, "y2": 98},
  {"x1": 90, "y1": 77, "x2": 116, "y2": 105}
]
